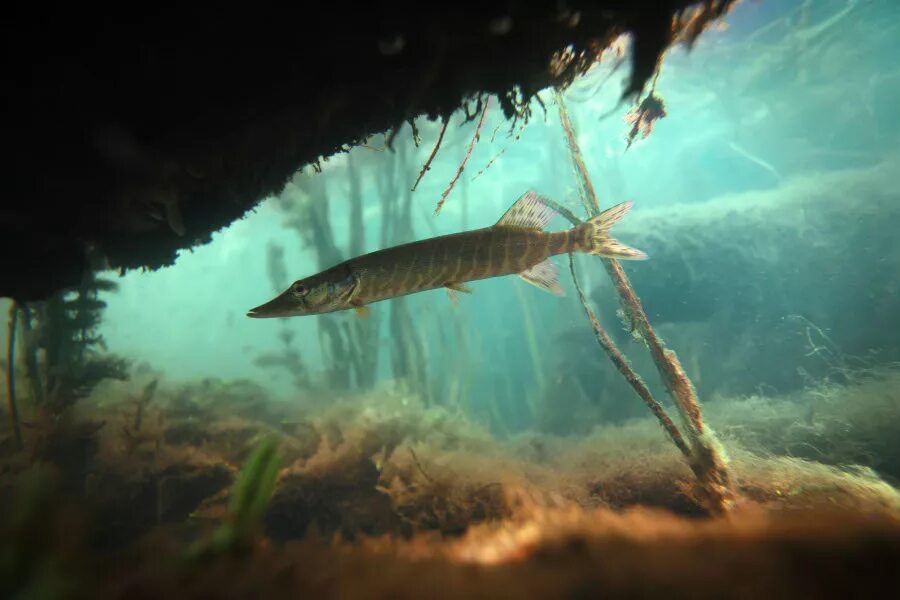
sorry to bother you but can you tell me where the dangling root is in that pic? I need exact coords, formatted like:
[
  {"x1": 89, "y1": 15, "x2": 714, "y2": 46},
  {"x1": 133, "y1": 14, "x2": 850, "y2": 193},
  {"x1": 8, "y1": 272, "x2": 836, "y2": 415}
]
[
  {"x1": 412, "y1": 117, "x2": 450, "y2": 192},
  {"x1": 472, "y1": 148, "x2": 506, "y2": 182},
  {"x1": 435, "y1": 97, "x2": 489, "y2": 215}
]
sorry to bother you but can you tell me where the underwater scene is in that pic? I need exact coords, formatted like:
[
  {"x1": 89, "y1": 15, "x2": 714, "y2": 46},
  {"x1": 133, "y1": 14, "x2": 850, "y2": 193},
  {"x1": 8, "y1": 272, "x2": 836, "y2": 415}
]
[{"x1": 3, "y1": 0, "x2": 900, "y2": 597}]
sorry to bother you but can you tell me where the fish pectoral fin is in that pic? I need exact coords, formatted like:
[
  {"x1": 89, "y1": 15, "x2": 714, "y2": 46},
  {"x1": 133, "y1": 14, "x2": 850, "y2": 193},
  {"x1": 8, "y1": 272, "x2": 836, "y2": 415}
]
[
  {"x1": 496, "y1": 190, "x2": 558, "y2": 230},
  {"x1": 351, "y1": 298, "x2": 370, "y2": 318},
  {"x1": 519, "y1": 259, "x2": 564, "y2": 296}
]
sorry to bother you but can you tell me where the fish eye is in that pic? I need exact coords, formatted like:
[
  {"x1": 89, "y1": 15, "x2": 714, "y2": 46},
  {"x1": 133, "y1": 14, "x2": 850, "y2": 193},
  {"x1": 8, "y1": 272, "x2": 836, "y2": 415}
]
[{"x1": 291, "y1": 282, "x2": 308, "y2": 296}]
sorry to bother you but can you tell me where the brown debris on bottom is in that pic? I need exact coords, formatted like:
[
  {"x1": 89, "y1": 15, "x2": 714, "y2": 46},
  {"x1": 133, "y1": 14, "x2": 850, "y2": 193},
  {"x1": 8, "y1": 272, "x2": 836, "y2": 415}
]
[
  {"x1": 30, "y1": 499, "x2": 900, "y2": 598},
  {"x1": 3, "y1": 372, "x2": 900, "y2": 596}
]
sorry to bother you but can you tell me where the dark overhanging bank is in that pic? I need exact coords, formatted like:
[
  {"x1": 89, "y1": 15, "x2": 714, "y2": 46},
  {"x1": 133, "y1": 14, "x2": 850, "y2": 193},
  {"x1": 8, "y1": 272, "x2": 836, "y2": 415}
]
[{"x1": 1, "y1": 1, "x2": 735, "y2": 301}]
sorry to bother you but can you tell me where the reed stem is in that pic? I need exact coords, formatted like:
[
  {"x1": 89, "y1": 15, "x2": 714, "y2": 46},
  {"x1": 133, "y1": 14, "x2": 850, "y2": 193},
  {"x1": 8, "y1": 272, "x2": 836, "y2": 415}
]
[{"x1": 6, "y1": 301, "x2": 23, "y2": 451}]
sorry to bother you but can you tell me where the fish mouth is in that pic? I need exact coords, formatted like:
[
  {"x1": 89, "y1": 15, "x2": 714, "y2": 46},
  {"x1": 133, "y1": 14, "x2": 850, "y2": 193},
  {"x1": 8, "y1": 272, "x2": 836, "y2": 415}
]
[{"x1": 246, "y1": 291, "x2": 300, "y2": 318}]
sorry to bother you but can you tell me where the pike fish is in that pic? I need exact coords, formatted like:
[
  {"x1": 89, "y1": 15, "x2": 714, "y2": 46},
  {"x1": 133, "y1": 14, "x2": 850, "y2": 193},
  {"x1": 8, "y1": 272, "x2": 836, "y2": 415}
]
[{"x1": 247, "y1": 191, "x2": 646, "y2": 318}]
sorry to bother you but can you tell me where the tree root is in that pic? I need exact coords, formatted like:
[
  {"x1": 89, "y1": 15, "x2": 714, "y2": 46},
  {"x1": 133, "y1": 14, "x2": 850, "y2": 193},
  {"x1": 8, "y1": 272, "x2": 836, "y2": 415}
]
[
  {"x1": 435, "y1": 98, "x2": 489, "y2": 216},
  {"x1": 412, "y1": 117, "x2": 449, "y2": 192}
]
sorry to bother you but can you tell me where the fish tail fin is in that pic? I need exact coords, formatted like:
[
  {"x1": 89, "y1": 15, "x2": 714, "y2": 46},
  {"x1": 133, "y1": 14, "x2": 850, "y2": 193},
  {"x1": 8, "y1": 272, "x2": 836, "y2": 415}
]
[{"x1": 582, "y1": 201, "x2": 648, "y2": 260}]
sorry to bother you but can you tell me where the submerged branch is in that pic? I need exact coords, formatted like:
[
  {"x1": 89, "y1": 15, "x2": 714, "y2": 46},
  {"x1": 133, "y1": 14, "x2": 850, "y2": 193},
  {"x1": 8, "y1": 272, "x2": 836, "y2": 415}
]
[
  {"x1": 435, "y1": 98, "x2": 489, "y2": 215},
  {"x1": 412, "y1": 117, "x2": 449, "y2": 192},
  {"x1": 408, "y1": 446, "x2": 436, "y2": 484},
  {"x1": 568, "y1": 255, "x2": 690, "y2": 459},
  {"x1": 557, "y1": 93, "x2": 600, "y2": 216},
  {"x1": 555, "y1": 89, "x2": 734, "y2": 513}
]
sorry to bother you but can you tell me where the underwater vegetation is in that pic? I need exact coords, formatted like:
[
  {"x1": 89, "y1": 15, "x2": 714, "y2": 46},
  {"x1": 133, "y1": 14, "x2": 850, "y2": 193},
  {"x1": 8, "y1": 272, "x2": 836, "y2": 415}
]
[
  {"x1": 2, "y1": 0, "x2": 900, "y2": 596},
  {"x1": 3, "y1": 369, "x2": 900, "y2": 597}
]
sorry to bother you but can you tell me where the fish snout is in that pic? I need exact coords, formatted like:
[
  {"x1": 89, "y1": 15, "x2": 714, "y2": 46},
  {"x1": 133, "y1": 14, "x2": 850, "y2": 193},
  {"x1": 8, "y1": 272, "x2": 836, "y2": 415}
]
[{"x1": 246, "y1": 291, "x2": 300, "y2": 318}]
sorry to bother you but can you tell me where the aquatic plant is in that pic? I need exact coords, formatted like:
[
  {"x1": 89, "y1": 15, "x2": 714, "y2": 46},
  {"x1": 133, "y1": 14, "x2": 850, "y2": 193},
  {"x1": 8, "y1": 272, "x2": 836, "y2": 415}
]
[
  {"x1": 0, "y1": 463, "x2": 87, "y2": 598},
  {"x1": 119, "y1": 378, "x2": 162, "y2": 457},
  {"x1": 280, "y1": 170, "x2": 352, "y2": 390},
  {"x1": 17, "y1": 305, "x2": 43, "y2": 406},
  {"x1": 5, "y1": 302, "x2": 22, "y2": 450},
  {"x1": 273, "y1": 378, "x2": 900, "y2": 534},
  {"x1": 188, "y1": 435, "x2": 282, "y2": 559},
  {"x1": 279, "y1": 161, "x2": 391, "y2": 392},
  {"x1": 253, "y1": 242, "x2": 310, "y2": 390},
  {"x1": 375, "y1": 135, "x2": 431, "y2": 402},
  {"x1": 27, "y1": 270, "x2": 130, "y2": 412},
  {"x1": 555, "y1": 89, "x2": 734, "y2": 513}
]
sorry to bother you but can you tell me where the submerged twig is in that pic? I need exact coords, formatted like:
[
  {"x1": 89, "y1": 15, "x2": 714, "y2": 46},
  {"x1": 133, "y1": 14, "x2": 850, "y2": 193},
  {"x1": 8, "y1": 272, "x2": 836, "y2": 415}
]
[
  {"x1": 408, "y1": 118, "x2": 421, "y2": 147},
  {"x1": 568, "y1": 255, "x2": 690, "y2": 458},
  {"x1": 471, "y1": 148, "x2": 506, "y2": 181},
  {"x1": 435, "y1": 97, "x2": 489, "y2": 215},
  {"x1": 412, "y1": 117, "x2": 449, "y2": 192},
  {"x1": 5, "y1": 302, "x2": 23, "y2": 450},
  {"x1": 473, "y1": 113, "x2": 527, "y2": 181},
  {"x1": 727, "y1": 141, "x2": 783, "y2": 183},
  {"x1": 408, "y1": 446, "x2": 436, "y2": 484},
  {"x1": 537, "y1": 197, "x2": 585, "y2": 228},
  {"x1": 490, "y1": 122, "x2": 503, "y2": 144},
  {"x1": 555, "y1": 90, "x2": 734, "y2": 513}
]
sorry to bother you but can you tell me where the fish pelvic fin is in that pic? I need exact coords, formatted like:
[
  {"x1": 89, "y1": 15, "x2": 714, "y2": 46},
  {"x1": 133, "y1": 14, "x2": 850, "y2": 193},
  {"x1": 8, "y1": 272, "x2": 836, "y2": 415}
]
[
  {"x1": 496, "y1": 190, "x2": 557, "y2": 230},
  {"x1": 583, "y1": 201, "x2": 648, "y2": 260},
  {"x1": 445, "y1": 282, "x2": 472, "y2": 306},
  {"x1": 519, "y1": 259, "x2": 564, "y2": 296}
]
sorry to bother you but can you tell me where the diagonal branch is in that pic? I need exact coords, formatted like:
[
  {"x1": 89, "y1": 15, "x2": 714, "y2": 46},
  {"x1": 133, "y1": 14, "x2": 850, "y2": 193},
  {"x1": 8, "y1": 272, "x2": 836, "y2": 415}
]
[
  {"x1": 555, "y1": 88, "x2": 734, "y2": 513},
  {"x1": 568, "y1": 254, "x2": 691, "y2": 459}
]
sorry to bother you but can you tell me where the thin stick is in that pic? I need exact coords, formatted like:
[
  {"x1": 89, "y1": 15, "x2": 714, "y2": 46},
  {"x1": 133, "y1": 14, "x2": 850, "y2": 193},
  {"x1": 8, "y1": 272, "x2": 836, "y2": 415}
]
[
  {"x1": 555, "y1": 89, "x2": 733, "y2": 513},
  {"x1": 6, "y1": 302, "x2": 23, "y2": 450},
  {"x1": 557, "y1": 94, "x2": 601, "y2": 217},
  {"x1": 568, "y1": 254, "x2": 691, "y2": 458},
  {"x1": 408, "y1": 446, "x2": 436, "y2": 484},
  {"x1": 490, "y1": 121, "x2": 503, "y2": 143},
  {"x1": 548, "y1": 198, "x2": 691, "y2": 458},
  {"x1": 435, "y1": 98, "x2": 489, "y2": 215},
  {"x1": 412, "y1": 117, "x2": 450, "y2": 191},
  {"x1": 471, "y1": 148, "x2": 506, "y2": 181}
]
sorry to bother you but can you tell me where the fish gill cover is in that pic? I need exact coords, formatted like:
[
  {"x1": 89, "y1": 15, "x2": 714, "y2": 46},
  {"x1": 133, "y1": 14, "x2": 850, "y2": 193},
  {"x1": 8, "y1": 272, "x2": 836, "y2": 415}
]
[{"x1": 2, "y1": 0, "x2": 900, "y2": 597}]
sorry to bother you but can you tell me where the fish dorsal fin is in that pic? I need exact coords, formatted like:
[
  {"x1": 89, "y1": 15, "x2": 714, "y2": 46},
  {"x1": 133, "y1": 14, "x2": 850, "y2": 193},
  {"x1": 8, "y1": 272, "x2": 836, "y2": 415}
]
[
  {"x1": 519, "y1": 259, "x2": 564, "y2": 296},
  {"x1": 496, "y1": 191, "x2": 558, "y2": 230}
]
